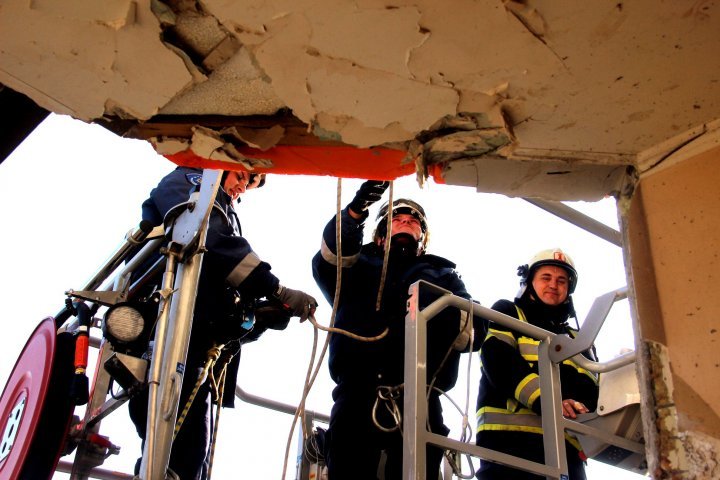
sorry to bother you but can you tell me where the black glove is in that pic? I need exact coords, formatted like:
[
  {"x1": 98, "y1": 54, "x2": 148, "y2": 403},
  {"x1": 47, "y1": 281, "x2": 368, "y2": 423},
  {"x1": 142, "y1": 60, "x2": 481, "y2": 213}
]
[
  {"x1": 273, "y1": 285, "x2": 318, "y2": 322},
  {"x1": 348, "y1": 180, "x2": 390, "y2": 214}
]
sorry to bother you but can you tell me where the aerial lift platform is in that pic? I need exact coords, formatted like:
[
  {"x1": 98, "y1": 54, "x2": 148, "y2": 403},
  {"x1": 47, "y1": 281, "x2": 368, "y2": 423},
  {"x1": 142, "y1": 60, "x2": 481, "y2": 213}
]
[{"x1": 0, "y1": 169, "x2": 646, "y2": 480}]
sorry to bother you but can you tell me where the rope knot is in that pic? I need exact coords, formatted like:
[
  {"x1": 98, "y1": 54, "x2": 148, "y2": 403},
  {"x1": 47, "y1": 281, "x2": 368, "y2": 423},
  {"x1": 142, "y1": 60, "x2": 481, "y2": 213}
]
[{"x1": 206, "y1": 345, "x2": 224, "y2": 362}]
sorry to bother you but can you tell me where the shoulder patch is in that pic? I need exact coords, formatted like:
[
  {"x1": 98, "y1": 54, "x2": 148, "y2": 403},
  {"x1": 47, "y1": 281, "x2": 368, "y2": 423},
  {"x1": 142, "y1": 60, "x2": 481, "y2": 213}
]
[{"x1": 185, "y1": 173, "x2": 202, "y2": 185}]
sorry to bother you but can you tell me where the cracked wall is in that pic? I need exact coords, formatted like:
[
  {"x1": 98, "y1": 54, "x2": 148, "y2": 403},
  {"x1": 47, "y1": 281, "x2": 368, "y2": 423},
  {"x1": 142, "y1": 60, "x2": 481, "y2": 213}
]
[
  {"x1": 1, "y1": 0, "x2": 720, "y2": 199},
  {"x1": 625, "y1": 145, "x2": 720, "y2": 478},
  {"x1": 0, "y1": 0, "x2": 193, "y2": 119}
]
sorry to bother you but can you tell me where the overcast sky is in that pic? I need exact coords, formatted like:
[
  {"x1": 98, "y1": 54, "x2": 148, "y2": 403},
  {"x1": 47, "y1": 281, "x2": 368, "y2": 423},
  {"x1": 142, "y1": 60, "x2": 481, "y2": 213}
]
[{"x1": 0, "y1": 114, "x2": 644, "y2": 479}]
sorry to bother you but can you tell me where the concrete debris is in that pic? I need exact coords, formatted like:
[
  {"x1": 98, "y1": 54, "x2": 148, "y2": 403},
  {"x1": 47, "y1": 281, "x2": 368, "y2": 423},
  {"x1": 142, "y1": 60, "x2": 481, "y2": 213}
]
[
  {"x1": 423, "y1": 129, "x2": 513, "y2": 164},
  {"x1": 160, "y1": 47, "x2": 284, "y2": 116},
  {"x1": 219, "y1": 125, "x2": 285, "y2": 151},
  {"x1": 151, "y1": 126, "x2": 275, "y2": 169},
  {"x1": 681, "y1": 430, "x2": 720, "y2": 480},
  {"x1": 646, "y1": 340, "x2": 689, "y2": 479},
  {"x1": 173, "y1": 11, "x2": 227, "y2": 60},
  {"x1": 2, "y1": 0, "x2": 718, "y2": 199},
  {"x1": 150, "y1": 136, "x2": 188, "y2": 155},
  {"x1": 187, "y1": 126, "x2": 274, "y2": 168}
]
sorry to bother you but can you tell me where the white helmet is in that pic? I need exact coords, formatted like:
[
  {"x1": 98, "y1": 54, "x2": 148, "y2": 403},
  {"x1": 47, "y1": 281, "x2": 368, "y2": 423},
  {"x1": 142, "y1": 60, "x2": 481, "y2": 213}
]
[{"x1": 517, "y1": 248, "x2": 578, "y2": 295}]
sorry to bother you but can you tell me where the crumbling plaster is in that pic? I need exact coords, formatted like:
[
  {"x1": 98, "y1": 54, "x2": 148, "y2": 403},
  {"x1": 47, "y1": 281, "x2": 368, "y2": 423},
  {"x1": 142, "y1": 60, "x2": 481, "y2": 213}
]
[
  {"x1": 0, "y1": 0, "x2": 193, "y2": 119},
  {"x1": 180, "y1": 0, "x2": 720, "y2": 156},
  {"x1": 1, "y1": 0, "x2": 720, "y2": 198}
]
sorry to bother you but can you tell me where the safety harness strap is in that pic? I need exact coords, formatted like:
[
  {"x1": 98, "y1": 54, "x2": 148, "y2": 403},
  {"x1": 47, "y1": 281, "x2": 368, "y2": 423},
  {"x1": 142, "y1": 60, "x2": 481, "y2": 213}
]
[{"x1": 173, "y1": 343, "x2": 237, "y2": 479}]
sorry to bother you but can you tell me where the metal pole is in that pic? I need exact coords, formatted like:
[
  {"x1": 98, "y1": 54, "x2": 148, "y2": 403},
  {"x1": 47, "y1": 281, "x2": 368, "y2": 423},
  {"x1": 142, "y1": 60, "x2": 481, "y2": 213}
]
[
  {"x1": 538, "y1": 340, "x2": 567, "y2": 479},
  {"x1": 402, "y1": 282, "x2": 428, "y2": 479},
  {"x1": 140, "y1": 169, "x2": 221, "y2": 479},
  {"x1": 140, "y1": 251, "x2": 178, "y2": 479},
  {"x1": 523, "y1": 198, "x2": 622, "y2": 247}
]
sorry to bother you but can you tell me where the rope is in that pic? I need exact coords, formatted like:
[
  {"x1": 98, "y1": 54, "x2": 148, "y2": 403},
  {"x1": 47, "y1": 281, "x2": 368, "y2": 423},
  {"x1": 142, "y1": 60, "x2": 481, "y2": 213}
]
[
  {"x1": 173, "y1": 345, "x2": 223, "y2": 440},
  {"x1": 282, "y1": 179, "x2": 398, "y2": 476},
  {"x1": 206, "y1": 355, "x2": 229, "y2": 479},
  {"x1": 372, "y1": 385, "x2": 404, "y2": 432},
  {"x1": 281, "y1": 178, "x2": 344, "y2": 479},
  {"x1": 375, "y1": 182, "x2": 394, "y2": 311},
  {"x1": 170, "y1": 342, "x2": 238, "y2": 480},
  {"x1": 450, "y1": 298, "x2": 478, "y2": 479},
  {"x1": 307, "y1": 314, "x2": 388, "y2": 342}
]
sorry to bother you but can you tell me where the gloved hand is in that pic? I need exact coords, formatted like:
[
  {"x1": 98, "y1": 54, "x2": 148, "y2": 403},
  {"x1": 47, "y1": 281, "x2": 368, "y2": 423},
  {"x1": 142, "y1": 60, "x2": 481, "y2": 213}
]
[
  {"x1": 348, "y1": 180, "x2": 390, "y2": 214},
  {"x1": 273, "y1": 285, "x2": 318, "y2": 322}
]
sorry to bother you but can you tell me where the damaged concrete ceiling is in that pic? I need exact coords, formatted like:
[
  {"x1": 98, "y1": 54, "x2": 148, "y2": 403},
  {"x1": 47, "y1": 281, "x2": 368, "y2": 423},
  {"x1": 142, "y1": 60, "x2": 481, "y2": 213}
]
[{"x1": 1, "y1": 0, "x2": 719, "y2": 200}]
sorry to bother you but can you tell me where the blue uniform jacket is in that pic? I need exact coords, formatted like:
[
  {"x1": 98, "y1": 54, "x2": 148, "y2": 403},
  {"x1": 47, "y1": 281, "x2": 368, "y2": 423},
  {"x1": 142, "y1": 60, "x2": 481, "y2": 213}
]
[
  {"x1": 140, "y1": 167, "x2": 283, "y2": 406},
  {"x1": 141, "y1": 167, "x2": 279, "y2": 299},
  {"x1": 312, "y1": 207, "x2": 478, "y2": 393}
]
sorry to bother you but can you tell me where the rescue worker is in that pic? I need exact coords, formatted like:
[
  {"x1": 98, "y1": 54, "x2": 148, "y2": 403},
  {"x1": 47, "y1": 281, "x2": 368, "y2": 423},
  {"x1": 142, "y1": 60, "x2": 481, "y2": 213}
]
[
  {"x1": 475, "y1": 248, "x2": 599, "y2": 479},
  {"x1": 312, "y1": 180, "x2": 480, "y2": 479},
  {"x1": 129, "y1": 166, "x2": 317, "y2": 480}
]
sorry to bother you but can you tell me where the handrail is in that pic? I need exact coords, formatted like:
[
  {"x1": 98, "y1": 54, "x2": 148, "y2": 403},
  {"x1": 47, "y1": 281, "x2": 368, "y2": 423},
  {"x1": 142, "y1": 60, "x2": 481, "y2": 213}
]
[
  {"x1": 402, "y1": 280, "x2": 643, "y2": 479},
  {"x1": 416, "y1": 285, "x2": 634, "y2": 374},
  {"x1": 82, "y1": 220, "x2": 157, "y2": 293},
  {"x1": 550, "y1": 287, "x2": 627, "y2": 363},
  {"x1": 56, "y1": 461, "x2": 133, "y2": 480},
  {"x1": 235, "y1": 386, "x2": 330, "y2": 424}
]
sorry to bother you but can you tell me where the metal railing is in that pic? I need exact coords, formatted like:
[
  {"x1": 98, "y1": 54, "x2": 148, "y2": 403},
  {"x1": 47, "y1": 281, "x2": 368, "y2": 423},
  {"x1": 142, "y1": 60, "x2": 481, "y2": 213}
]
[{"x1": 402, "y1": 280, "x2": 642, "y2": 479}]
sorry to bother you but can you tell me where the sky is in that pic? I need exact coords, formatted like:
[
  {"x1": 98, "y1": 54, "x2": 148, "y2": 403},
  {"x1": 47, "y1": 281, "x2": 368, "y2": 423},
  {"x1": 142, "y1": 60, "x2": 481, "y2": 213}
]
[{"x1": 0, "y1": 114, "x2": 645, "y2": 479}]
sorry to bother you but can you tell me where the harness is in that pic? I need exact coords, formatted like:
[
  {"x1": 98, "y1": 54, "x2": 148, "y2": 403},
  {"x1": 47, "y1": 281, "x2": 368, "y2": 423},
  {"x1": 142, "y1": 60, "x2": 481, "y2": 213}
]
[{"x1": 174, "y1": 342, "x2": 239, "y2": 479}]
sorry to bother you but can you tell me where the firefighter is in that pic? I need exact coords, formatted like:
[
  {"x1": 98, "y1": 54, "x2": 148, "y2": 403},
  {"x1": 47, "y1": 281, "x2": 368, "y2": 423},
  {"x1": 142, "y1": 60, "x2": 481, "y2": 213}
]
[
  {"x1": 475, "y1": 248, "x2": 599, "y2": 479},
  {"x1": 312, "y1": 180, "x2": 480, "y2": 479},
  {"x1": 129, "y1": 167, "x2": 317, "y2": 480}
]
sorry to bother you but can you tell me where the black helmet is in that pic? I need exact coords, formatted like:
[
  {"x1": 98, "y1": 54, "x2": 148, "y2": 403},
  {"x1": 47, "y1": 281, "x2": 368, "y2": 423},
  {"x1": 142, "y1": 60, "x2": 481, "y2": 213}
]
[
  {"x1": 248, "y1": 173, "x2": 266, "y2": 189},
  {"x1": 373, "y1": 198, "x2": 429, "y2": 252}
]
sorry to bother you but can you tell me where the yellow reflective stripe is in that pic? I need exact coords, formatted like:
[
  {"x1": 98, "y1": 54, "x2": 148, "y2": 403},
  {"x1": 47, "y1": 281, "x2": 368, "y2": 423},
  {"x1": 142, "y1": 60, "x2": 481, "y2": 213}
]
[
  {"x1": 486, "y1": 328, "x2": 516, "y2": 348},
  {"x1": 562, "y1": 359, "x2": 599, "y2": 384},
  {"x1": 515, "y1": 373, "x2": 540, "y2": 407},
  {"x1": 527, "y1": 386, "x2": 541, "y2": 409},
  {"x1": 567, "y1": 435, "x2": 583, "y2": 451},
  {"x1": 518, "y1": 337, "x2": 539, "y2": 361},
  {"x1": 476, "y1": 407, "x2": 587, "y2": 449},
  {"x1": 515, "y1": 306, "x2": 528, "y2": 323},
  {"x1": 477, "y1": 424, "x2": 544, "y2": 434},
  {"x1": 476, "y1": 406, "x2": 542, "y2": 433},
  {"x1": 477, "y1": 406, "x2": 513, "y2": 415}
]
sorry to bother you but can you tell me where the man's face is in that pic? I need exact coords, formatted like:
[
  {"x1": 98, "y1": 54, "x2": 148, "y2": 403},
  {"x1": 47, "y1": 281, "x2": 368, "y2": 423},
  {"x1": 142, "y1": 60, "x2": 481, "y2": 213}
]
[
  {"x1": 390, "y1": 213, "x2": 423, "y2": 241},
  {"x1": 223, "y1": 171, "x2": 258, "y2": 201},
  {"x1": 531, "y1": 265, "x2": 570, "y2": 306}
]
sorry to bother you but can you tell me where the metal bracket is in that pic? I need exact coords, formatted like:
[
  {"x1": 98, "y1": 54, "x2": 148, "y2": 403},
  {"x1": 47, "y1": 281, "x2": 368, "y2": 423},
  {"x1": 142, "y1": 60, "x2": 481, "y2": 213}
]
[
  {"x1": 66, "y1": 289, "x2": 126, "y2": 307},
  {"x1": 549, "y1": 288, "x2": 627, "y2": 363}
]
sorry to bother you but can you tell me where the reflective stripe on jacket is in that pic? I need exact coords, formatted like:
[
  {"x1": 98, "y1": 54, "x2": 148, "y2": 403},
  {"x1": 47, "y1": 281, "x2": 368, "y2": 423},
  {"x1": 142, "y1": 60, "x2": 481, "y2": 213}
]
[{"x1": 476, "y1": 304, "x2": 597, "y2": 451}]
